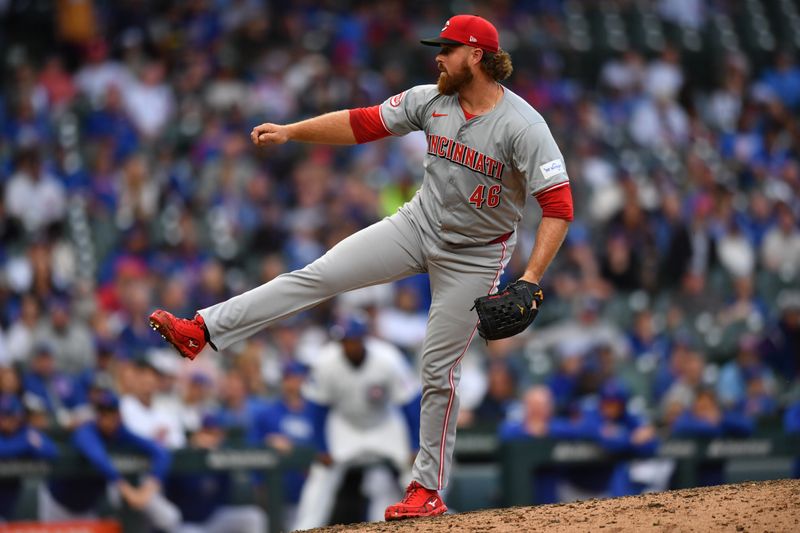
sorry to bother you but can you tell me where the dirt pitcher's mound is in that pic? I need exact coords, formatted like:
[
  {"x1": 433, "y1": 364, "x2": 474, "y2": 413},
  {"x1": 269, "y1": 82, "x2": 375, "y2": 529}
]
[{"x1": 302, "y1": 478, "x2": 800, "y2": 532}]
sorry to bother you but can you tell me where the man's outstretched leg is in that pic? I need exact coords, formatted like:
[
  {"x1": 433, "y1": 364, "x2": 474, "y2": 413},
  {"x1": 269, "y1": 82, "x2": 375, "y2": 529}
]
[{"x1": 151, "y1": 213, "x2": 425, "y2": 357}]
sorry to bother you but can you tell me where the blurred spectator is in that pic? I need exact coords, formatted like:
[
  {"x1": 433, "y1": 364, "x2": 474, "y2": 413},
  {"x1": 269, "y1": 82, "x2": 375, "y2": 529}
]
[
  {"x1": 375, "y1": 283, "x2": 429, "y2": 354},
  {"x1": 35, "y1": 296, "x2": 95, "y2": 374},
  {"x1": 41, "y1": 391, "x2": 180, "y2": 530},
  {"x1": 547, "y1": 341, "x2": 586, "y2": 414},
  {"x1": 758, "y1": 50, "x2": 800, "y2": 111},
  {"x1": 22, "y1": 343, "x2": 89, "y2": 428},
  {"x1": 671, "y1": 388, "x2": 754, "y2": 439},
  {"x1": 0, "y1": 394, "x2": 57, "y2": 521},
  {"x1": 38, "y1": 56, "x2": 76, "y2": 111},
  {"x1": 717, "y1": 219, "x2": 755, "y2": 279},
  {"x1": 762, "y1": 291, "x2": 800, "y2": 382},
  {"x1": 84, "y1": 84, "x2": 139, "y2": 162},
  {"x1": 122, "y1": 61, "x2": 174, "y2": 139},
  {"x1": 658, "y1": 339, "x2": 707, "y2": 422},
  {"x1": 5, "y1": 294, "x2": 40, "y2": 365},
  {"x1": 4, "y1": 148, "x2": 66, "y2": 234},
  {"x1": 784, "y1": 400, "x2": 800, "y2": 478},
  {"x1": 249, "y1": 361, "x2": 315, "y2": 529},
  {"x1": 760, "y1": 202, "x2": 800, "y2": 280},
  {"x1": 717, "y1": 335, "x2": 776, "y2": 417},
  {"x1": 499, "y1": 386, "x2": 588, "y2": 504},
  {"x1": 625, "y1": 309, "x2": 670, "y2": 362},
  {"x1": 670, "y1": 388, "x2": 754, "y2": 486},
  {"x1": 74, "y1": 40, "x2": 133, "y2": 107},
  {"x1": 533, "y1": 296, "x2": 629, "y2": 362},
  {"x1": 0, "y1": 365, "x2": 23, "y2": 397},
  {"x1": 629, "y1": 87, "x2": 689, "y2": 148},
  {"x1": 176, "y1": 372, "x2": 215, "y2": 434},
  {"x1": 75, "y1": 339, "x2": 120, "y2": 402},
  {"x1": 115, "y1": 154, "x2": 160, "y2": 230},
  {"x1": 716, "y1": 275, "x2": 767, "y2": 330},
  {"x1": 473, "y1": 360, "x2": 519, "y2": 426},
  {"x1": 166, "y1": 413, "x2": 267, "y2": 533},
  {"x1": 218, "y1": 368, "x2": 269, "y2": 432},
  {"x1": 578, "y1": 381, "x2": 659, "y2": 497},
  {"x1": 599, "y1": 233, "x2": 641, "y2": 292},
  {"x1": 120, "y1": 358, "x2": 186, "y2": 449}
]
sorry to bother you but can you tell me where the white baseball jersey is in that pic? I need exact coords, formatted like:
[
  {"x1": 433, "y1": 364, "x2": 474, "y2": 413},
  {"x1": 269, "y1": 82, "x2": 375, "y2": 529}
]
[
  {"x1": 378, "y1": 84, "x2": 570, "y2": 245},
  {"x1": 302, "y1": 337, "x2": 420, "y2": 468},
  {"x1": 303, "y1": 337, "x2": 419, "y2": 429}
]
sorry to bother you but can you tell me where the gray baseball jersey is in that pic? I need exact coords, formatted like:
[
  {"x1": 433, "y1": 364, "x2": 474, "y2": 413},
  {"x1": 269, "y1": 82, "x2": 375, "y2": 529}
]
[
  {"x1": 198, "y1": 82, "x2": 569, "y2": 492},
  {"x1": 379, "y1": 84, "x2": 569, "y2": 245}
]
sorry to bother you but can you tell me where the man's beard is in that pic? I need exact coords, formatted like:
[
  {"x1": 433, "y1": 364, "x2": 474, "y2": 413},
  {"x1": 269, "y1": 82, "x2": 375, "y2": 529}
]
[{"x1": 437, "y1": 61, "x2": 473, "y2": 95}]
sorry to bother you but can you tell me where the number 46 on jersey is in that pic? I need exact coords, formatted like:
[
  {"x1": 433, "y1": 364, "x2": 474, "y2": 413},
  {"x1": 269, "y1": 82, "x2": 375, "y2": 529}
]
[{"x1": 469, "y1": 184, "x2": 501, "y2": 208}]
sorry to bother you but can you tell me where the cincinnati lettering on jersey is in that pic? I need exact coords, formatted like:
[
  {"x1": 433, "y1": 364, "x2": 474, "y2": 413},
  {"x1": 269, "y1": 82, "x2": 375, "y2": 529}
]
[{"x1": 426, "y1": 134, "x2": 505, "y2": 180}]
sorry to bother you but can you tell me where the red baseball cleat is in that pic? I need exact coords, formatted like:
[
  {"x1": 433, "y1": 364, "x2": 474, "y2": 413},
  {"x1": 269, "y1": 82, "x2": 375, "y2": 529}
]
[
  {"x1": 148, "y1": 310, "x2": 207, "y2": 360},
  {"x1": 385, "y1": 481, "x2": 448, "y2": 521}
]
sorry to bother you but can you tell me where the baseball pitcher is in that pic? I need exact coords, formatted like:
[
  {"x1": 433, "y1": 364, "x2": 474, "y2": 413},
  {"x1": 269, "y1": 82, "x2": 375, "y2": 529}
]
[{"x1": 150, "y1": 14, "x2": 573, "y2": 520}]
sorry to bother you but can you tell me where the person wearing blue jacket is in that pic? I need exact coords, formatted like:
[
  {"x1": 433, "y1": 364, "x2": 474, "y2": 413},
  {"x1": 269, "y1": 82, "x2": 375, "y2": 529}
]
[
  {"x1": 498, "y1": 385, "x2": 593, "y2": 504},
  {"x1": 671, "y1": 388, "x2": 755, "y2": 438},
  {"x1": 248, "y1": 360, "x2": 315, "y2": 530},
  {"x1": 40, "y1": 390, "x2": 181, "y2": 531},
  {"x1": 576, "y1": 380, "x2": 659, "y2": 498},
  {"x1": 783, "y1": 399, "x2": 800, "y2": 478},
  {"x1": 0, "y1": 394, "x2": 58, "y2": 521},
  {"x1": 166, "y1": 412, "x2": 267, "y2": 533},
  {"x1": 671, "y1": 387, "x2": 754, "y2": 486},
  {"x1": 22, "y1": 344, "x2": 90, "y2": 429}
]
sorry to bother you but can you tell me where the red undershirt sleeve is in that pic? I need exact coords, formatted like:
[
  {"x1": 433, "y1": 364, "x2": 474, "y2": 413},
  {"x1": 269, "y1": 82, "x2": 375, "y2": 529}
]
[
  {"x1": 535, "y1": 183, "x2": 574, "y2": 221},
  {"x1": 348, "y1": 105, "x2": 392, "y2": 144}
]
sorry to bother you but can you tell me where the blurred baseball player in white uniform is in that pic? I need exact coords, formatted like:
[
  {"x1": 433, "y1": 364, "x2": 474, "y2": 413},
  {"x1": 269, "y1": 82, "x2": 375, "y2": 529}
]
[
  {"x1": 150, "y1": 13, "x2": 573, "y2": 519},
  {"x1": 293, "y1": 313, "x2": 421, "y2": 529}
]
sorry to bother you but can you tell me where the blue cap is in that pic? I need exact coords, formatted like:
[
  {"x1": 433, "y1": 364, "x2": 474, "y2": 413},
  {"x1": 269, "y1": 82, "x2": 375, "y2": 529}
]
[
  {"x1": 200, "y1": 411, "x2": 224, "y2": 429},
  {"x1": 94, "y1": 390, "x2": 120, "y2": 411},
  {"x1": 95, "y1": 338, "x2": 117, "y2": 356},
  {"x1": 283, "y1": 360, "x2": 308, "y2": 377},
  {"x1": 0, "y1": 395, "x2": 24, "y2": 416},
  {"x1": 34, "y1": 343, "x2": 55, "y2": 356},
  {"x1": 332, "y1": 313, "x2": 369, "y2": 340},
  {"x1": 599, "y1": 380, "x2": 629, "y2": 403},
  {"x1": 189, "y1": 372, "x2": 212, "y2": 386}
]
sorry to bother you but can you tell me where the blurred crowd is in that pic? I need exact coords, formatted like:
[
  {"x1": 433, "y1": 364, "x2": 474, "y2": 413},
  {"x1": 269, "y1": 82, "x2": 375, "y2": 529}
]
[{"x1": 1, "y1": 0, "x2": 800, "y2": 524}]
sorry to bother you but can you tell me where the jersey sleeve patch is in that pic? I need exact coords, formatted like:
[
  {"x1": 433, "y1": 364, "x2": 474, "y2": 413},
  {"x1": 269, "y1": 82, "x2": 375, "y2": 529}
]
[
  {"x1": 389, "y1": 91, "x2": 405, "y2": 107},
  {"x1": 540, "y1": 159, "x2": 566, "y2": 180}
]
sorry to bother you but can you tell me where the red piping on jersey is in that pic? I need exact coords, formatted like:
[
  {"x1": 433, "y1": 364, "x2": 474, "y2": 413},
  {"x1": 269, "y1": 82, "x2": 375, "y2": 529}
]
[
  {"x1": 349, "y1": 105, "x2": 393, "y2": 144},
  {"x1": 487, "y1": 231, "x2": 513, "y2": 245},
  {"x1": 437, "y1": 240, "x2": 507, "y2": 490},
  {"x1": 535, "y1": 182, "x2": 574, "y2": 221}
]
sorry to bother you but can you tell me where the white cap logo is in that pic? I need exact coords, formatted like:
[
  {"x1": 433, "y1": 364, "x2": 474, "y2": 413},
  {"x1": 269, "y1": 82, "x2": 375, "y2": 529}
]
[
  {"x1": 469, "y1": 36, "x2": 477, "y2": 42},
  {"x1": 441, "y1": 20, "x2": 450, "y2": 31}
]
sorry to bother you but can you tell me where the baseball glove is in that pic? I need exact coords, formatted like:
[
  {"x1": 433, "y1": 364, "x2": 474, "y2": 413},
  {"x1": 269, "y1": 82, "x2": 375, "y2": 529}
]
[{"x1": 472, "y1": 280, "x2": 543, "y2": 341}]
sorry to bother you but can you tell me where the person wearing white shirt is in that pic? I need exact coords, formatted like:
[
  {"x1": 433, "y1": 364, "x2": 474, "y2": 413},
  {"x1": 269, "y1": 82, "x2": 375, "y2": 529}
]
[{"x1": 120, "y1": 358, "x2": 186, "y2": 449}]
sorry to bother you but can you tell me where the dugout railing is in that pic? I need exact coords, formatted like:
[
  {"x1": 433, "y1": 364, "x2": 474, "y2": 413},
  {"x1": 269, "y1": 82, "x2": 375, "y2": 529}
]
[
  {"x1": 0, "y1": 445, "x2": 314, "y2": 533},
  {"x1": 451, "y1": 430, "x2": 800, "y2": 507},
  {"x1": 2, "y1": 433, "x2": 798, "y2": 529}
]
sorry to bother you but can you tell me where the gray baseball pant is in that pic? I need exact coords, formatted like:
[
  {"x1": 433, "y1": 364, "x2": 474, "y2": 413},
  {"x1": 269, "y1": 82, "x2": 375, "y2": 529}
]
[{"x1": 199, "y1": 209, "x2": 512, "y2": 490}]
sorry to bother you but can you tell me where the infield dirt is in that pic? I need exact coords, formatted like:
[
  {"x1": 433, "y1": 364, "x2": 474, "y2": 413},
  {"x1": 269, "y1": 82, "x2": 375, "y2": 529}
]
[{"x1": 299, "y1": 478, "x2": 800, "y2": 532}]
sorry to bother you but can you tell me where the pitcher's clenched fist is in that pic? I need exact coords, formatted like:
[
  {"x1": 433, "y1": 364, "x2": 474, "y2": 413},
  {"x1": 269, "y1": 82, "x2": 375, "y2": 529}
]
[{"x1": 251, "y1": 123, "x2": 290, "y2": 145}]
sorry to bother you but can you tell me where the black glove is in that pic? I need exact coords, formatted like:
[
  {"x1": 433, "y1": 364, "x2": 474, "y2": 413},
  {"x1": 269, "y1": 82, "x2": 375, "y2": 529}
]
[{"x1": 472, "y1": 280, "x2": 543, "y2": 341}]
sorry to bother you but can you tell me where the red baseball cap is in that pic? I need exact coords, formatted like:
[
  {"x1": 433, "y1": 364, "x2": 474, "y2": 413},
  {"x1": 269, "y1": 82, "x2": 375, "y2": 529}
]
[{"x1": 420, "y1": 15, "x2": 499, "y2": 53}]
